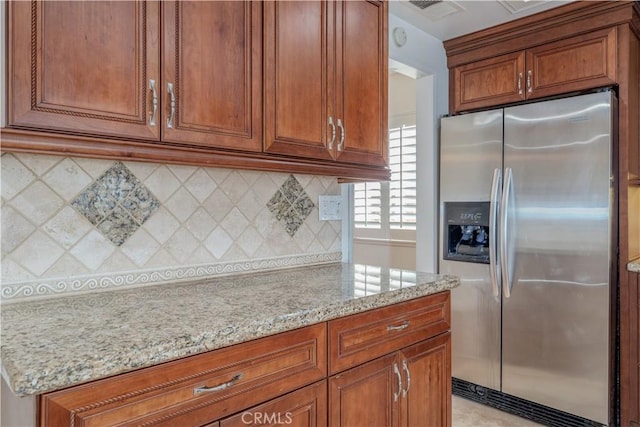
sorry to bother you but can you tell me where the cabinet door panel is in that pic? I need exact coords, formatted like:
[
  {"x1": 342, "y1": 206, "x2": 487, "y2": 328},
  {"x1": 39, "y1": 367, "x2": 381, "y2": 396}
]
[
  {"x1": 329, "y1": 353, "x2": 399, "y2": 427},
  {"x1": 526, "y1": 27, "x2": 617, "y2": 100},
  {"x1": 401, "y1": 333, "x2": 451, "y2": 427},
  {"x1": 335, "y1": 0, "x2": 388, "y2": 166},
  {"x1": 162, "y1": 1, "x2": 261, "y2": 151},
  {"x1": 264, "y1": 1, "x2": 333, "y2": 160},
  {"x1": 221, "y1": 381, "x2": 327, "y2": 427},
  {"x1": 453, "y1": 51, "x2": 525, "y2": 112},
  {"x1": 8, "y1": 1, "x2": 160, "y2": 140}
]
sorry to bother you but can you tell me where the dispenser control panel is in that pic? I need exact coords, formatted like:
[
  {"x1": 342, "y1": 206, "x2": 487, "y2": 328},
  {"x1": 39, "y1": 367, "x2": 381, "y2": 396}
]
[{"x1": 443, "y1": 202, "x2": 490, "y2": 264}]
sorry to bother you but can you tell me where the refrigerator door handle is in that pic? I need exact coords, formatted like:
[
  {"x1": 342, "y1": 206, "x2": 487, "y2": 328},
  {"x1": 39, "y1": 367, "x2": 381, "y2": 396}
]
[
  {"x1": 500, "y1": 167, "x2": 513, "y2": 298},
  {"x1": 489, "y1": 168, "x2": 502, "y2": 298}
]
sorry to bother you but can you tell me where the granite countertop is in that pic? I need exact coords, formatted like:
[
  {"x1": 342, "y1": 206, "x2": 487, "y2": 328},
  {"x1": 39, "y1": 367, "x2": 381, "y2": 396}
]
[
  {"x1": 629, "y1": 259, "x2": 640, "y2": 273},
  {"x1": 0, "y1": 262, "x2": 459, "y2": 397}
]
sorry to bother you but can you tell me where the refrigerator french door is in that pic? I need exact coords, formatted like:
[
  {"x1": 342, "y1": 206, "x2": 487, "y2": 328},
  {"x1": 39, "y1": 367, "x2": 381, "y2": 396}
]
[{"x1": 439, "y1": 91, "x2": 613, "y2": 425}]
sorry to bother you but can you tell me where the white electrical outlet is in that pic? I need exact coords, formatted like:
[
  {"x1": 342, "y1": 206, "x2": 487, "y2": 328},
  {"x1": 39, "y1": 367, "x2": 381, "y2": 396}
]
[{"x1": 318, "y1": 195, "x2": 342, "y2": 221}]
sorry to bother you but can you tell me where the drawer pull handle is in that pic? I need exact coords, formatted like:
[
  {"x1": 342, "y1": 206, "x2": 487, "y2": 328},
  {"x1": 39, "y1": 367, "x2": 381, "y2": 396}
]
[
  {"x1": 193, "y1": 373, "x2": 243, "y2": 395},
  {"x1": 387, "y1": 320, "x2": 409, "y2": 331},
  {"x1": 393, "y1": 363, "x2": 402, "y2": 402},
  {"x1": 402, "y1": 359, "x2": 411, "y2": 397}
]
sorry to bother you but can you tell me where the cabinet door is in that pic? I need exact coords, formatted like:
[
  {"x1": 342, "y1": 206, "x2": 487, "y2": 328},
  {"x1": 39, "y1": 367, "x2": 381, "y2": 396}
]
[
  {"x1": 162, "y1": 1, "x2": 262, "y2": 151},
  {"x1": 221, "y1": 381, "x2": 327, "y2": 427},
  {"x1": 452, "y1": 51, "x2": 525, "y2": 112},
  {"x1": 400, "y1": 333, "x2": 451, "y2": 427},
  {"x1": 263, "y1": 1, "x2": 334, "y2": 160},
  {"x1": 8, "y1": 1, "x2": 160, "y2": 140},
  {"x1": 525, "y1": 27, "x2": 617, "y2": 100},
  {"x1": 329, "y1": 353, "x2": 400, "y2": 427},
  {"x1": 334, "y1": 0, "x2": 388, "y2": 166}
]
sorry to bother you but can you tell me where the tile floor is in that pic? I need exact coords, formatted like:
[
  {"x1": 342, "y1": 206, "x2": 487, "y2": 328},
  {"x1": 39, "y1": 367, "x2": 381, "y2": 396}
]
[{"x1": 453, "y1": 396, "x2": 544, "y2": 426}]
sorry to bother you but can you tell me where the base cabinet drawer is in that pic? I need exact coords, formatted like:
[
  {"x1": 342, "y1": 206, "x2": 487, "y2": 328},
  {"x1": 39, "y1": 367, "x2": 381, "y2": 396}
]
[
  {"x1": 39, "y1": 324, "x2": 326, "y2": 427},
  {"x1": 328, "y1": 292, "x2": 450, "y2": 374}
]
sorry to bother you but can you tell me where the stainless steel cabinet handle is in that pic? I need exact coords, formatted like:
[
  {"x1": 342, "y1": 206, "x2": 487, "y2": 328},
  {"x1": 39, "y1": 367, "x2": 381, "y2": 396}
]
[
  {"x1": 387, "y1": 320, "x2": 409, "y2": 331},
  {"x1": 149, "y1": 79, "x2": 158, "y2": 126},
  {"x1": 526, "y1": 70, "x2": 532, "y2": 93},
  {"x1": 517, "y1": 73, "x2": 523, "y2": 95},
  {"x1": 489, "y1": 168, "x2": 502, "y2": 298},
  {"x1": 167, "y1": 82, "x2": 176, "y2": 129},
  {"x1": 193, "y1": 373, "x2": 243, "y2": 395},
  {"x1": 337, "y1": 118, "x2": 345, "y2": 151},
  {"x1": 500, "y1": 167, "x2": 513, "y2": 298},
  {"x1": 328, "y1": 116, "x2": 337, "y2": 150},
  {"x1": 402, "y1": 359, "x2": 411, "y2": 398},
  {"x1": 393, "y1": 363, "x2": 402, "y2": 402}
]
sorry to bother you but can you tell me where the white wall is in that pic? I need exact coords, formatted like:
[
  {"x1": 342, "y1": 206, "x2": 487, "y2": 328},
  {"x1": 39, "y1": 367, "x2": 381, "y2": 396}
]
[{"x1": 388, "y1": 14, "x2": 448, "y2": 273}]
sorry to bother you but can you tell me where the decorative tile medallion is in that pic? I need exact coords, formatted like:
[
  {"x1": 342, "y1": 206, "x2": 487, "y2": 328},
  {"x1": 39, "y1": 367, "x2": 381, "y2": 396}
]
[
  {"x1": 71, "y1": 162, "x2": 159, "y2": 246},
  {"x1": 267, "y1": 175, "x2": 315, "y2": 237}
]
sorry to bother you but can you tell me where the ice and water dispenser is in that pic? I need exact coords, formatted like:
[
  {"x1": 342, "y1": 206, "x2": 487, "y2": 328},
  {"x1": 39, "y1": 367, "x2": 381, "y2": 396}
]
[{"x1": 443, "y1": 202, "x2": 490, "y2": 264}]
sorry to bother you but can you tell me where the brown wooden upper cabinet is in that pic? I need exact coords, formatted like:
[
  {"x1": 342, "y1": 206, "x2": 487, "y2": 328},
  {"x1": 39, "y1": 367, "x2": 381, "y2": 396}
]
[
  {"x1": 264, "y1": 0, "x2": 388, "y2": 166},
  {"x1": 8, "y1": 1, "x2": 161, "y2": 140},
  {"x1": 161, "y1": 1, "x2": 262, "y2": 151},
  {"x1": 452, "y1": 27, "x2": 617, "y2": 113},
  {"x1": 9, "y1": 1, "x2": 262, "y2": 151}
]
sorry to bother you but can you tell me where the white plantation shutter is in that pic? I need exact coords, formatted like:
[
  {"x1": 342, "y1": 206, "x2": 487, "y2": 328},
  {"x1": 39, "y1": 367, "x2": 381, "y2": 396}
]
[
  {"x1": 354, "y1": 125, "x2": 417, "y2": 231},
  {"x1": 389, "y1": 125, "x2": 417, "y2": 230},
  {"x1": 354, "y1": 181, "x2": 381, "y2": 228}
]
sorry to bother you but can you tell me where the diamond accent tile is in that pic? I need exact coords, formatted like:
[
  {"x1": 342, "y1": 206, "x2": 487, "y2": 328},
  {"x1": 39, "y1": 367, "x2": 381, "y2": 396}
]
[
  {"x1": 96, "y1": 205, "x2": 139, "y2": 246},
  {"x1": 267, "y1": 175, "x2": 315, "y2": 237},
  {"x1": 71, "y1": 162, "x2": 159, "y2": 246}
]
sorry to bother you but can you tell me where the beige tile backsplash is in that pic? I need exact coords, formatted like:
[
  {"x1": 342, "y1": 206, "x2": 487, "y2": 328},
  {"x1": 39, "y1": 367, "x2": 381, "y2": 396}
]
[{"x1": 0, "y1": 153, "x2": 342, "y2": 301}]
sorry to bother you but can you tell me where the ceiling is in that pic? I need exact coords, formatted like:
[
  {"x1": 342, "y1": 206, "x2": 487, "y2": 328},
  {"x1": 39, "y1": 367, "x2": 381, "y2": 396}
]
[{"x1": 390, "y1": 0, "x2": 574, "y2": 41}]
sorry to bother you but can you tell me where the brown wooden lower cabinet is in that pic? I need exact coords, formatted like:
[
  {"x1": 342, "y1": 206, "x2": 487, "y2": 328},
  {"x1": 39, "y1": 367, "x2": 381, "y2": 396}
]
[
  {"x1": 38, "y1": 292, "x2": 452, "y2": 427},
  {"x1": 328, "y1": 332, "x2": 451, "y2": 427},
  {"x1": 221, "y1": 381, "x2": 327, "y2": 427}
]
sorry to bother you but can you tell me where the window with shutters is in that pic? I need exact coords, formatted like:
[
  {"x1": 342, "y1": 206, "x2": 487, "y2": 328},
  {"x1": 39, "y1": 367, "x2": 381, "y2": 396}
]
[{"x1": 353, "y1": 124, "x2": 417, "y2": 232}]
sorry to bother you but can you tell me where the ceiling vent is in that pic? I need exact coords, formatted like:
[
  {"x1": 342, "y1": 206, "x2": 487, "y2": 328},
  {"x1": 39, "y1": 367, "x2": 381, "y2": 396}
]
[
  {"x1": 407, "y1": 0, "x2": 464, "y2": 21},
  {"x1": 408, "y1": 0, "x2": 442, "y2": 9}
]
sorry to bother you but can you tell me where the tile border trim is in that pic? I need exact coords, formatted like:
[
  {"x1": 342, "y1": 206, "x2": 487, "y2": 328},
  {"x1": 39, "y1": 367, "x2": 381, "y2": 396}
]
[{"x1": 1, "y1": 252, "x2": 342, "y2": 302}]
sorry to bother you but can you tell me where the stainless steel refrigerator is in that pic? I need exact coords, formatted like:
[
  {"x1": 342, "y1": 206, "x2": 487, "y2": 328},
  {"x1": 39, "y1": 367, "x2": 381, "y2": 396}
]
[{"x1": 439, "y1": 91, "x2": 614, "y2": 425}]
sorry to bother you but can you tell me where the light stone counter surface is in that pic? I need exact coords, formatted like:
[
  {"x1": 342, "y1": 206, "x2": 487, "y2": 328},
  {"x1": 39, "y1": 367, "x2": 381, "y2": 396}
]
[
  {"x1": 629, "y1": 259, "x2": 640, "y2": 273},
  {"x1": 1, "y1": 262, "x2": 458, "y2": 397}
]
